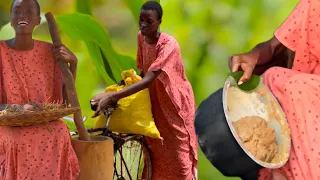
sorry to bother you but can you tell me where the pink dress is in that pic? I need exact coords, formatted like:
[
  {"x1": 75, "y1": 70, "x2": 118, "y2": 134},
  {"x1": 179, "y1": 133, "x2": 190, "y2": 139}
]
[
  {"x1": 0, "y1": 40, "x2": 80, "y2": 180},
  {"x1": 259, "y1": 0, "x2": 320, "y2": 179},
  {"x1": 137, "y1": 32, "x2": 198, "y2": 180}
]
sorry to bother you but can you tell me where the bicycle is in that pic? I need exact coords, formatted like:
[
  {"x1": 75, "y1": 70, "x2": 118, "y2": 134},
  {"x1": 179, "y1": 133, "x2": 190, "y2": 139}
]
[{"x1": 64, "y1": 106, "x2": 152, "y2": 180}]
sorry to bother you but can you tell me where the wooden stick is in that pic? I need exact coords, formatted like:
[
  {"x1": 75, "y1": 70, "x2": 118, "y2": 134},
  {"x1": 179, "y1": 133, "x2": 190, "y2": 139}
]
[{"x1": 45, "y1": 12, "x2": 91, "y2": 141}]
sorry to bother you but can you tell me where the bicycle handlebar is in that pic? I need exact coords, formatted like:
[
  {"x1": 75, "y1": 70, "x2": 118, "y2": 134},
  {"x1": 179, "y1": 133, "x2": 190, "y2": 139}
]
[
  {"x1": 104, "y1": 107, "x2": 116, "y2": 132},
  {"x1": 68, "y1": 107, "x2": 115, "y2": 136},
  {"x1": 64, "y1": 96, "x2": 119, "y2": 136}
]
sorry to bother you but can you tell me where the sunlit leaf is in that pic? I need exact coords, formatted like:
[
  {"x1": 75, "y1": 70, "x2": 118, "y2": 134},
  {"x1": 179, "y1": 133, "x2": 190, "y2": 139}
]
[
  {"x1": 55, "y1": 13, "x2": 136, "y2": 84},
  {"x1": 228, "y1": 71, "x2": 261, "y2": 92},
  {"x1": 74, "y1": 0, "x2": 116, "y2": 83},
  {"x1": 85, "y1": 42, "x2": 116, "y2": 84}
]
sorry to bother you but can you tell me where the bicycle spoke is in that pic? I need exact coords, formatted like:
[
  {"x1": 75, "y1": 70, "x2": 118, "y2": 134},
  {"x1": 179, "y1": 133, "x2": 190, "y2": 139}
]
[
  {"x1": 137, "y1": 145, "x2": 143, "y2": 180},
  {"x1": 113, "y1": 139, "x2": 151, "y2": 180},
  {"x1": 114, "y1": 153, "x2": 119, "y2": 178},
  {"x1": 120, "y1": 146, "x2": 123, "y2": 178},
  {"x1": 119, "y1": 147, "x2": 133, "y2": 180}
]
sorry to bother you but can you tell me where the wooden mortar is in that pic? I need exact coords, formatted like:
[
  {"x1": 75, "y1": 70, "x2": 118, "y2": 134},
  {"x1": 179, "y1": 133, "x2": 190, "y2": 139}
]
[{"x1": 72, "y1": 136, "x2": 114, "y2": 180}]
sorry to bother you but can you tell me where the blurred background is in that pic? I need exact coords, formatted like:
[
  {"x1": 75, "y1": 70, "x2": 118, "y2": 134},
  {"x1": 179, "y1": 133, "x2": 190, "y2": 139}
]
[{"x1": 0, "y1": 0, "x2": 298, "y2": 179}]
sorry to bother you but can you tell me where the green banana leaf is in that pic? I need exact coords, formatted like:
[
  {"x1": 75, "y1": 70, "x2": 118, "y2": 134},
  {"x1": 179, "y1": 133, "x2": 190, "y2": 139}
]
[
  {"x1": 68, "y1": 0, "x2": 161, "y2": 84},
  {"x1": 228, "y1": 71, "x2": 261, "y2": 92},
  {"x1": 55, "y1": 13, "x2": 137, "y2": 84},
  {"x1": 74, "y1": 0, "x2": 116, "y2": 84}
]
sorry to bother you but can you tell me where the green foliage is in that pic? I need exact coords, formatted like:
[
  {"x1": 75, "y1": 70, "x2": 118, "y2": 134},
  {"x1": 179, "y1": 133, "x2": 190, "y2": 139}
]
[
  {"x1": 228, "y1": 71, "x2": 261, "y2": 92},
  {"x1": 0, "y1": 9, "x2": 9, "y2": 30},
  {"x1": 0, "y1": 0, "x2": 300, "y2": 179},
  {"x1": 123, "y1": 0, "x2": 144, "y2": 24},
  {"x1": 76, "y1": 0, "x2": 92, "y2": 15},
  {"x1": 55, "y1": 13, "x2": 137, "y2": 85},
  {"x1": 198, "y1": 149, "x2": 240, "y2": 180}
]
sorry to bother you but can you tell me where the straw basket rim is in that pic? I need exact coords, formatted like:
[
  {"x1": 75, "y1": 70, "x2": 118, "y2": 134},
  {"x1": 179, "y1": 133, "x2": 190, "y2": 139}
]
[{"x1": 0, "y1": 107, "x2": 80, "y2": 127}]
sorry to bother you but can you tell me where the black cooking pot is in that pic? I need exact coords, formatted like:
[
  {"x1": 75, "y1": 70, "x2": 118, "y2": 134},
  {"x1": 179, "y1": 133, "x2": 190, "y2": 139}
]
[{"x1": 195, "y1": 88, "x2": 262, "y2": 180}]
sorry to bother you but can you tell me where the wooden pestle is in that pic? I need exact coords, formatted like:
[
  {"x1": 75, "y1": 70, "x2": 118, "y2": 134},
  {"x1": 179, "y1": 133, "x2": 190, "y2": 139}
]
[{"x1": 45, "y1": 12, "x2": 91, "y2": 141}]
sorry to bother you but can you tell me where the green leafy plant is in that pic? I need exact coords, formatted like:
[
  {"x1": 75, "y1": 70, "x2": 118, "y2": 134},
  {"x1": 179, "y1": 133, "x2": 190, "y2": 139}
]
[
  {"x1": 228, "y1": 71, "x2": 261, "y2": 92},
  {"x1": 55, "y1": 13, "x2": 136, "y2": 84},
  {"x1": 54, "y1": 0, "x2": 158, "y2": 85}
]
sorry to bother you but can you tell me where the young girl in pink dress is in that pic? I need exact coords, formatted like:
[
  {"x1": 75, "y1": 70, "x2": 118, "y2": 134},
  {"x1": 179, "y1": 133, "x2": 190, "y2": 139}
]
[
  {"x1": 91, "y1": 1, "x2": 198, "y2": 180},
  {"x1": 0, "y1": 0, "x2": 80, "y2": 179}
]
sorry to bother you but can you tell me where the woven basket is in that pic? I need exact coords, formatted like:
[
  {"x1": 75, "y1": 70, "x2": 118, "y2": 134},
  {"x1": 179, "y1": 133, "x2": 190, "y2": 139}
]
[{"x1": 0, "y1": 107, "x2": 80, "y2": 127}]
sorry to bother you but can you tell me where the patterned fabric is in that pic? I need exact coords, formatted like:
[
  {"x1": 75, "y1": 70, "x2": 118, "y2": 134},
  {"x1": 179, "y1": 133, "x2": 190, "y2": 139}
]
[
  {"x1": 0, "y1": 40, "x2": 80, "y2": 180},
  {"x1": 259, "y1": 0, "x2": 320, "y2": 179},
  {"x1": 137, "y1": 31, "x2": 198, "y2": 180}
]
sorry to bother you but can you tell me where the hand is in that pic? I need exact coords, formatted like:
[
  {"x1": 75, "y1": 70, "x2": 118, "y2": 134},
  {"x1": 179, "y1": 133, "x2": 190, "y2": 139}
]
[
  {"x1": 52, "y1": 45, "x2": 77, "y2": 65},
  {"x1": 90, "y1": 92, "x2": 118, "y2": 118},
  {"x1": 229, "y1": 52, "x2": 258, "y2": 85}
]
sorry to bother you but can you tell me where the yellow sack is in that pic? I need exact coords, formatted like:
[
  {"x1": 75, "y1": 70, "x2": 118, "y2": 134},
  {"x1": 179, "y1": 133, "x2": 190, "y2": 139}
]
[{"x1": 94, "y1": 69, "x2": 162, "y2": 139}]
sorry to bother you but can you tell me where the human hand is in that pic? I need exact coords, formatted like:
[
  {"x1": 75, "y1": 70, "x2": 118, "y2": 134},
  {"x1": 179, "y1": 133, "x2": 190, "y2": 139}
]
[
  {"x1": 228, "y1": 52, "x2": 258, "y2": 85},
  {"x1": 52, "y1": 45, "x2": 77, "y2": 65},
  {"x1": 90, "y1": 92, "x2": 118, "y2": 118}
]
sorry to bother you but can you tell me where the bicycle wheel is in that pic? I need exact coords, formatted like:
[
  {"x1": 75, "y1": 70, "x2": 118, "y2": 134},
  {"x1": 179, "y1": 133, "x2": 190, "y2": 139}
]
[{"x1": 113, "y1": 137, "x2": 152, "y2": 180}]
